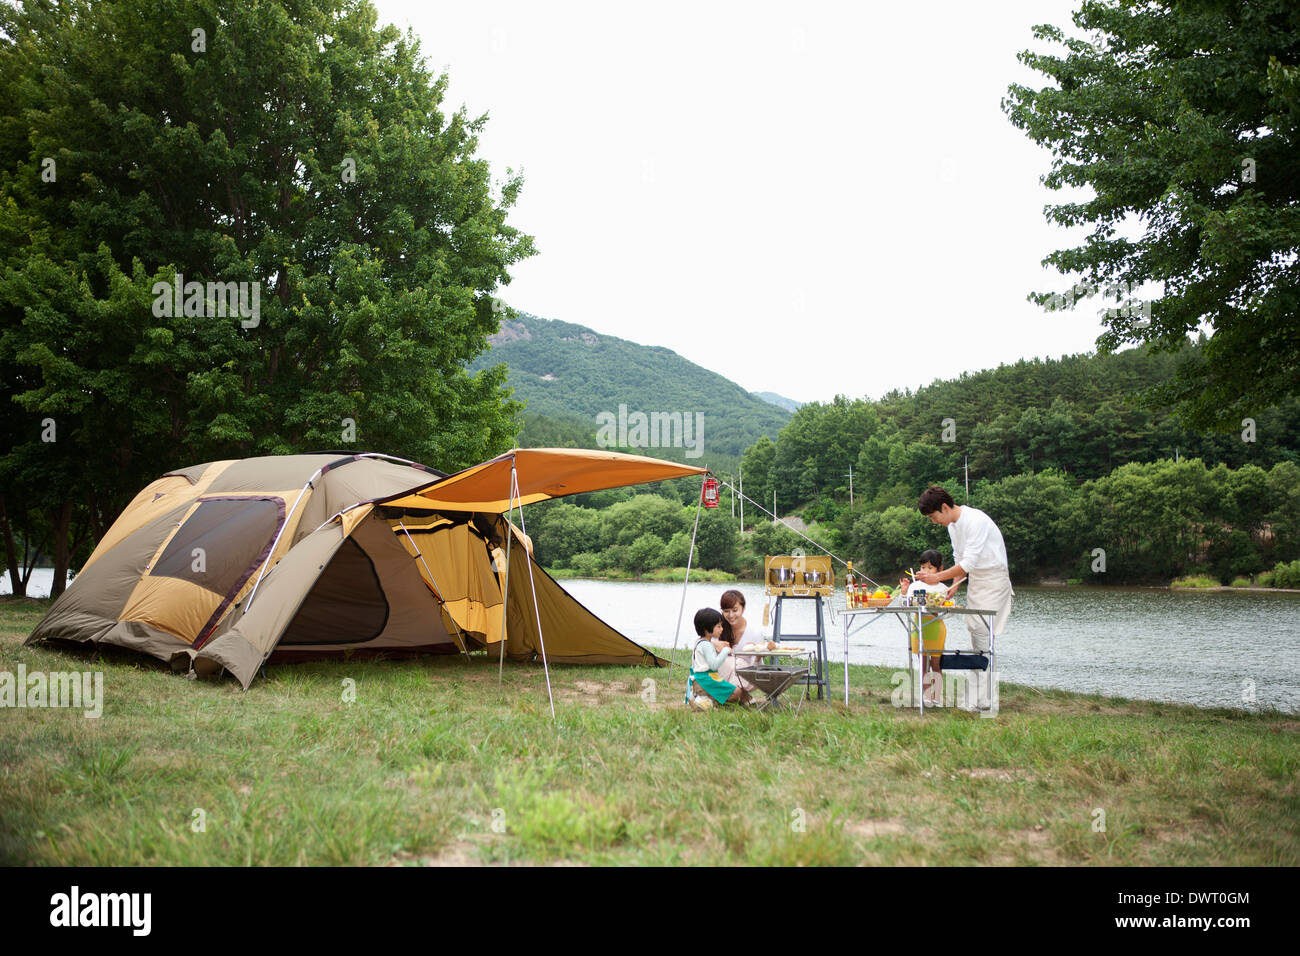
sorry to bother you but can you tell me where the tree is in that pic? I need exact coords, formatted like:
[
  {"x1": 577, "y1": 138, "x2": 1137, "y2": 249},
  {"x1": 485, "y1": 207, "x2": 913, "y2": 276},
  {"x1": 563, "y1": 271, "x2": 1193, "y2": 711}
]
[
  {"x1": 529, "y1": 501, "x2": 601, "y2": 568},
  {"x1": 739, "y1": 436, "x2": 775, "y2": 525},
  {"x1": 971, "y1": 470, "x2": 1084, "y2": 581},
  {"x1": 598, "y1": 494, "x2": 685, "y2": 549},
  {"x1": 1004, "y1": 0, "x2": 1300, "y2": 429},
  {"x1": 0, "y1": 0, "x2": 533, "y2": 589},
  {"x1": 692, "y1": 507, "x2": 738, "y2": 572}
]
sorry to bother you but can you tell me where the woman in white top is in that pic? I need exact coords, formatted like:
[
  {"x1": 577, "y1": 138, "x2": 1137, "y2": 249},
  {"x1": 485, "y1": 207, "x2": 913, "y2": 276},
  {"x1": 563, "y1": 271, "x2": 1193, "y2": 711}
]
[{"x1": 717, "y1": 589, "x2": 757, "y2": 692}]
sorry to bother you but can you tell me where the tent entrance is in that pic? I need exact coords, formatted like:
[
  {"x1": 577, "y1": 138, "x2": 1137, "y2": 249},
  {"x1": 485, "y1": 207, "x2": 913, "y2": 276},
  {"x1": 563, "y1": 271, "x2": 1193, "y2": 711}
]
[{"x1": 268, "y1": 512, "x2": 456, "y2": 659}]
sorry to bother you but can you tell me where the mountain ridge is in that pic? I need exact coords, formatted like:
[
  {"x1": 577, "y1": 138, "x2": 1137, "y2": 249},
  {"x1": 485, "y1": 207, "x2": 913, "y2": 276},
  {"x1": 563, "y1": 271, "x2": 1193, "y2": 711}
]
[{"x1": 470, "y1": 312, "x2": 791, "y2": 462}]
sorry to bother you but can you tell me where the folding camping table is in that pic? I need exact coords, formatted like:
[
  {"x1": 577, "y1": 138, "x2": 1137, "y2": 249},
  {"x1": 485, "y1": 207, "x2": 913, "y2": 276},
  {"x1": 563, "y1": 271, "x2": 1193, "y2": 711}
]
[
  {"x1": 840, "y1": 605, "x2": 997, "y2": 713},
  {"x1": 736, "y1": 661, "x2": 810, "y2": 712}
]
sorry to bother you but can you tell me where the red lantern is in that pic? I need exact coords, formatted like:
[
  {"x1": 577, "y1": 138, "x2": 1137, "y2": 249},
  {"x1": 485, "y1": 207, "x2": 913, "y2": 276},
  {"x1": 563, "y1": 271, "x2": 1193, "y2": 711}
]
[{"x1": 702, "y1": 476, "x2": 720, "y2": 509}]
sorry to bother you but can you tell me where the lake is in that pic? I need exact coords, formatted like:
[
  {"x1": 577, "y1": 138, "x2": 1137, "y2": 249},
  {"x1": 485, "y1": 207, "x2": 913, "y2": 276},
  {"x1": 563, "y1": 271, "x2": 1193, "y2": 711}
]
[
  {"x1": 10, "y1": 569, "x2": 1298, "y2": 712},
  {"x1": 556, "y1": 578, "x2": 1300, "y2": 713}
]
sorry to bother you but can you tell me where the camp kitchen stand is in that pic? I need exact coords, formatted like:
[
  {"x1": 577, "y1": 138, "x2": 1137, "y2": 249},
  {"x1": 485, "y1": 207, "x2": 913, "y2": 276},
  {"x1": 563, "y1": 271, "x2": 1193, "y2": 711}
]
[{"x1": 840, "y1": 605, "x2": 998, "y2": 713}]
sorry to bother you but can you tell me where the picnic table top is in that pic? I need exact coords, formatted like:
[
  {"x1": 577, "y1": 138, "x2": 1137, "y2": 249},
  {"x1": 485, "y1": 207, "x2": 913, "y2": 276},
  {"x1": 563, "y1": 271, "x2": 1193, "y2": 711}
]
[{"x1": 841, "y1": 605, "x2": 997, "y2": 616}]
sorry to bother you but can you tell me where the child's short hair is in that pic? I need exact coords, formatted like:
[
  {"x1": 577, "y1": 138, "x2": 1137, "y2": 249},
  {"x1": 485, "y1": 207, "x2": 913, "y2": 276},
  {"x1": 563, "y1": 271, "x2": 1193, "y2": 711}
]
[
  {"x1": 694, "y1": 607, "x2": 724, "y2": 637},
  {"x1": 720, "y1": 589, "x2": 745, "y2": 610},
  {"x1": 919, "y1": 549, "x2": 944, "y2": 569}
]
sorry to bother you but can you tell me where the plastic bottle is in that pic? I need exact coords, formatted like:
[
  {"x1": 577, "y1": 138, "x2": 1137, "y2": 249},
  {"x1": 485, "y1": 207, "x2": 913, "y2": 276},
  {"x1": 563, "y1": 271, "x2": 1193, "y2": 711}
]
[{"x1": 845, "y1": 561, "x2": 857, "y2": 609}]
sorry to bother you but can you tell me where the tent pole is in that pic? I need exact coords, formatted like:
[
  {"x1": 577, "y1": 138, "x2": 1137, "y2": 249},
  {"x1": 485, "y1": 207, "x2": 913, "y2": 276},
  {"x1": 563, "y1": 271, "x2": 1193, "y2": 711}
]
[
  {"x1": 497, "y1": 475, "x2": 516, "y2": 687},
  {"x1": 241, "y1": 469, "x2": 323, "y2": 618},
  {"x1": 512, "y1": 461, "x2": 556, "y2": 720},
  {"x1": 396, "y1": 521, "x2": 473, "y2": 663},
  {"x1": 243, "y1": 452, "x2": 437, "y2": 620},
  {"x1": 667, "y1": 474, "x2": 706, "y2": 693}
]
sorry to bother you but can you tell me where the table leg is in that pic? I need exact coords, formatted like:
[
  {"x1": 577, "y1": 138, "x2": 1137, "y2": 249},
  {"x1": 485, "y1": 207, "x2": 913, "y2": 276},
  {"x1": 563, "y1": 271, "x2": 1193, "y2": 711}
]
[
  {"x1": 906, "y1": 611, "x2": 915, "y2": 711},
  {"x1": 986, "y1": 612, "x2": 995, "y2": 711},
  {"x1": 916, "y1": 607, "x2": 924, "y2": 715},
  {"x1": 843, "y1": 613, "x2": 850, "y2": 704}
]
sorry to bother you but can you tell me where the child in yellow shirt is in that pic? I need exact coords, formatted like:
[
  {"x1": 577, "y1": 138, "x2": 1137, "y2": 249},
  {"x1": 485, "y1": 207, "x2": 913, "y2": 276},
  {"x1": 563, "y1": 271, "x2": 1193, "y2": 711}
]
[{"x1": 898, "y1": 550, "x2": 959, "y2": 706}]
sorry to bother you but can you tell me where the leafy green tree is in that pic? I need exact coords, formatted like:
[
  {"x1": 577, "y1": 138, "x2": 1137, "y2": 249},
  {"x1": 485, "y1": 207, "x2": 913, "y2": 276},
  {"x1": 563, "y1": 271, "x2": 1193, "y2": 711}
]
[
  {"x1": 1004, "y1": 0, "x2": 1300, "y2": 429},
  {"x1": 739, "y1": 436, "x2": 775, "y2": 524},
  {"x1": 1264, "y1": 462, "x2": 1300, "y2": 563},
  {"x1": 598, "y1": 494, "x2": 685, "y2": 549},
  {"x1": 529, "y1": 501, "x2": 601, "y2": 569},
  {"x1": 692, "y1": 507, "x2": 738, "y2": 572},
  {"x1": 970, "y1": 470, "x2": 1085, "y2": 582},
  {"x1": 1077, "y1": 459, "x2": 1220, "y2": 582},
  {"x1": 844, "y1": 505, "x2": 945, "y2": 581},
  {"x1": 0, "y1": 0, "x2": 533, "y2": 586},
  {"x1": 625, "y1": 533, "x2": 667, "y2": 575},
  {"x1": 746, "y1": 520, "x2": 805, "y2": 559}
]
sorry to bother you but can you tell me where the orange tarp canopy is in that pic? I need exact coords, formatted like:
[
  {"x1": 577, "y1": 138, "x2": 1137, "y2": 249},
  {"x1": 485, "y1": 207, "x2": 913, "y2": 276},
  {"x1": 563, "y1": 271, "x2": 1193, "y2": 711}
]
[{"x1": 377, "y1": 448, "x2": 709, "y2": 513}]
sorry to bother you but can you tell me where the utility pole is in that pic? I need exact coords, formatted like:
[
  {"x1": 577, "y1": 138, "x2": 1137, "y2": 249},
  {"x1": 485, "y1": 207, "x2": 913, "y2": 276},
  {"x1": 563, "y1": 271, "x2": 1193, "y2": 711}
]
[
  {"x1": 846, "y1": 464, "x2": 854, "y2": 508},
  {"x1": 738, "y1": 468, "x2": 743, "y2": 533},
  {"x1": 773, "y1": 489, "x2": 777, "y2": 520},
  {"x1": 964, "y1": 454, "x2": 969, "y2": 499}
]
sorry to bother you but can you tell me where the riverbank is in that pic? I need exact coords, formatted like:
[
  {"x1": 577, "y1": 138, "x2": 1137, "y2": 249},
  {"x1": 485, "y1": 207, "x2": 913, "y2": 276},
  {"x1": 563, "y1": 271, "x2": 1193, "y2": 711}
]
[
  {"x1": 2, "y1": 597, "x2": 1296, "y2": 865},
  {"x1": 547, "y1": 566, "x2": 742, "y2": 583}
]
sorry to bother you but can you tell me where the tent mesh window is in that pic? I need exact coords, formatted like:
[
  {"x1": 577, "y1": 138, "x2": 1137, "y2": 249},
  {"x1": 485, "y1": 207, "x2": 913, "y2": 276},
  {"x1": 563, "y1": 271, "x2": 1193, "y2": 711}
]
[
  {"x1": 151, "y1": 497, "x2": 282, "y2": 596},
  {"x1": 279, "y1": 538, "x2": 389, "y2": 645}
]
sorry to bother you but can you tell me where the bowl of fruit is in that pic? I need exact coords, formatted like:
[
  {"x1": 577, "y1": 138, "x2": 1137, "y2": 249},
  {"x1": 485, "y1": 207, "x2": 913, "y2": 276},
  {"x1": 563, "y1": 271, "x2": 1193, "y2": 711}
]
[{"x1": 866, "y1": 587, "x2": 894, "y2": 607}]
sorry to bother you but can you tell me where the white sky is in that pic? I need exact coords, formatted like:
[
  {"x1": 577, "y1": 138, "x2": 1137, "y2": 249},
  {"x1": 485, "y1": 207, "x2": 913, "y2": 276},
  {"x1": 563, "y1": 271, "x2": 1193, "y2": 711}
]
[{"x1": 374, "y1": 0, "x2": 1102, "y2": 404}]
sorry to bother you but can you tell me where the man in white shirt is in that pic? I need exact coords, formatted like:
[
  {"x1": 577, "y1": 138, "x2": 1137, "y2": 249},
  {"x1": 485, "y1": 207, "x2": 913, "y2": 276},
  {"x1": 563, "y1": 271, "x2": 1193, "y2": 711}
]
[{"x1": 914, "y1": 486, "x2": 1013, "y2": 709}]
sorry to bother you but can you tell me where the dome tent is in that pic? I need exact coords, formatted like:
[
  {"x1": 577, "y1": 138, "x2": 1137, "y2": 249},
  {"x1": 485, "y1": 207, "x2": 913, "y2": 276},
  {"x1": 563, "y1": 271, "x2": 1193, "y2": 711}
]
[{"x1": 26, "y1": 449, "x2": 708, "y2": 690}]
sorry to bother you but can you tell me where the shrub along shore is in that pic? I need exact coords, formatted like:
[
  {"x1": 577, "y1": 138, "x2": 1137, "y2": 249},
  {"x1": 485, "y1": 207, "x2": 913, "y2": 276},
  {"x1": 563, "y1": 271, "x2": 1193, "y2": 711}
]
[{"x1": 2, "y1": 597, "x2": 1296, "y2": 866}]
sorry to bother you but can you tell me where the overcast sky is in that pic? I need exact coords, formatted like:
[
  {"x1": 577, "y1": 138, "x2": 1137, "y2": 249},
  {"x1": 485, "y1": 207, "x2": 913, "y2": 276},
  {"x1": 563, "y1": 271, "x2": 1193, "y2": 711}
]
[{"x1": 374, "y1": 0, "x2": 1101, "y2": 405}]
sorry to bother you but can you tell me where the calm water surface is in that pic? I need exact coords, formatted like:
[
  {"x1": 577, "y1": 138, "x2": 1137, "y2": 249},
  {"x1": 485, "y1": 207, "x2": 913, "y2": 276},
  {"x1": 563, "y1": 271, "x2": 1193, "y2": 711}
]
[{"x1": 557, "y1": 579, "x2": 1300, "y2": 713}]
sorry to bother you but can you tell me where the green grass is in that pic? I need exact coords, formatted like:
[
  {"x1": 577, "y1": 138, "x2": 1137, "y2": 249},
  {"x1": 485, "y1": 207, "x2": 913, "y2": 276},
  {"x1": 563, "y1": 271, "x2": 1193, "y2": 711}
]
[
  {"x1": 1230, "y1": 577, "x2": 1252, "y2": 588},
  {"x1": 1170, "y1": 575, "x2": 1221, "y2": 589},
  {"x1": 2, "y1": 596, "x2": 1297, "y2": 866}
]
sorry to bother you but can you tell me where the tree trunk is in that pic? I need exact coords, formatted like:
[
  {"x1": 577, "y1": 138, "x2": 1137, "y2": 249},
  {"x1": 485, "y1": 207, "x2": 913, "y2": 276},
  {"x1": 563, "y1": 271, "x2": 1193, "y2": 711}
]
[
  {"x1": 49, "y1": 500, "x2": 73, "y2": 600},
  {"x1": 0, "y1": 494, "x2": 26, "y2": 599}
]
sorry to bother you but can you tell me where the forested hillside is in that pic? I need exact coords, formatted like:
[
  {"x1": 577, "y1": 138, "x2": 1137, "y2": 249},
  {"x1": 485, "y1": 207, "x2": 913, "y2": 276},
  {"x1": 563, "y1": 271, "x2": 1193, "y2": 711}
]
[
  {"x1": 468, "y1": 313, "x2": 790, "y2": 463},
  {"x1": 740, "y1": 340, "x2": 1299, "y2": 517}
]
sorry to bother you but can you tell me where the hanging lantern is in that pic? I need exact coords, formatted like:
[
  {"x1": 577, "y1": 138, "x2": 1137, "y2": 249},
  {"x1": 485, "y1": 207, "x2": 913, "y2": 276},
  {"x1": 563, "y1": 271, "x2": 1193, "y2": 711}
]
[{"x1": 702, "y1": 476, "x2": 720, "y2": 509}]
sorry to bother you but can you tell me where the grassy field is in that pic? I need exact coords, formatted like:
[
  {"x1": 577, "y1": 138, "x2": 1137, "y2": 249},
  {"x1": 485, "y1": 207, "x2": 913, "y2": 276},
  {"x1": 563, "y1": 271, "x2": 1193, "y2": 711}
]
[{"x1": 2, "y1": 596, "x2": 1297, "y2": 866}]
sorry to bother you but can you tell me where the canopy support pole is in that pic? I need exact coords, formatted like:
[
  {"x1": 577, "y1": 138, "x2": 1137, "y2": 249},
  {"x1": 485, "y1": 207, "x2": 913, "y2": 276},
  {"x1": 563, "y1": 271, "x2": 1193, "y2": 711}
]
[
  {"x1": 497, "y1": 473, "x2": 517, "y2": 687},
  {"x1": 667, "y1": 474, "x2": 706, "y2": 692},
  {"x1": 510, "y1": 461, "x2": 556, "y2": 719},
  {"x1": 396, "y1": 521, "x2": 473, "y2": 663}
]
